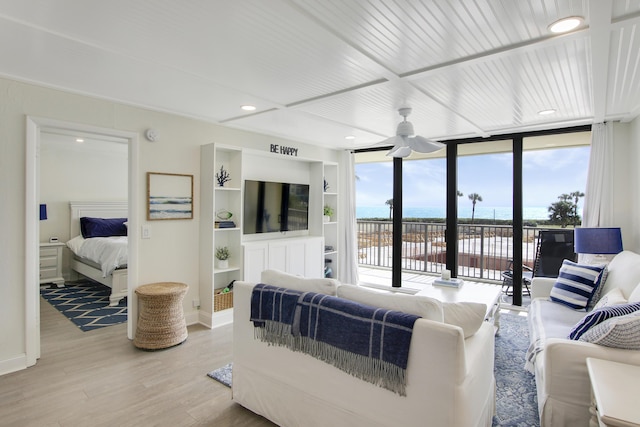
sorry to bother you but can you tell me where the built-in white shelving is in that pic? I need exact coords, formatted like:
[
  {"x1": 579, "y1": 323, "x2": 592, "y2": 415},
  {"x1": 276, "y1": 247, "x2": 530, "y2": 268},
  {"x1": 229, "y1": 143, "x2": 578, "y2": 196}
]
[{"x1": 200, "y1": 143, "x2": 340, "y2": 328}]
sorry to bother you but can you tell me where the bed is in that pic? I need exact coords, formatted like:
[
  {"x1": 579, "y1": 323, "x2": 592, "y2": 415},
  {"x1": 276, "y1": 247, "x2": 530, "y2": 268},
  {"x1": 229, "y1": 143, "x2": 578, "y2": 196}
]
[{"x1": 67, "y1": 201, "x2": 128, "y2": 306}]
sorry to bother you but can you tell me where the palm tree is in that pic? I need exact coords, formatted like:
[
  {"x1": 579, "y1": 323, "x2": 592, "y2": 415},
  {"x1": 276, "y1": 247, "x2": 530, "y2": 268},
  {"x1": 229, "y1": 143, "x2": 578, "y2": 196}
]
[
  {"x1": 468, "y1": 193, "x2": 483, "y2": 223},
  {"x1": 385, "y1": 199, "x2": 393, "y2": 219},
  {"x1": 570, "y1": 190, "x2": 585, "y2": 226},
  {"x1": 457, "y1": 190, "x2": 464, "y2": 197}
]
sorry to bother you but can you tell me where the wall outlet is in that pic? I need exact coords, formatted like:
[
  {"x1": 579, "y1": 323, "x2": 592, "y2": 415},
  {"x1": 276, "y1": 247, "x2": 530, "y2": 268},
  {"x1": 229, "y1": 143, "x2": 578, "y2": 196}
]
[{"x1": 192, "y1": 299, "x2": 200, "y2": 308}]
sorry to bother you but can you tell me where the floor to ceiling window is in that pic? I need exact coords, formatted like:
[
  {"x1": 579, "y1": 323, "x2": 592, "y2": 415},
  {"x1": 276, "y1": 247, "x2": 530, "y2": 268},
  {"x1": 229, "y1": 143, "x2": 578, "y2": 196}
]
[{"x1": 355, "y1": 126, "x2": 591, "y2": 304}]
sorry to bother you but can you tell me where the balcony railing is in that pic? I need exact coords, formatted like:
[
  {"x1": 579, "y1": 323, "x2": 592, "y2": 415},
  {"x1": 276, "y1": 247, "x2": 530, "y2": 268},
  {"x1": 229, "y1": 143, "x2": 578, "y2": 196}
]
[{"x1": 357, "y1": 220, "x2": 541, "y2": 282}]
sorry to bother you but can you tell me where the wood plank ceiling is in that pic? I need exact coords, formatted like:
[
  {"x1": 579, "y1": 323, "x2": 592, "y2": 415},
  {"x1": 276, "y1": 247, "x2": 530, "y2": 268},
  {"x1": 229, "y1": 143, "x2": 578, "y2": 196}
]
[{"x1": 0, "y1": 0, "x2": 638, "y2": 150}]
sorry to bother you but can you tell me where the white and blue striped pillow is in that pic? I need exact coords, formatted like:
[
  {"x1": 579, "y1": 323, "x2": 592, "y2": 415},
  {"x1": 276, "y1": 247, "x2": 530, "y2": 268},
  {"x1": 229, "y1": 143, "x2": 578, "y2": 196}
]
[
  {"x1": 550, "y1": 260, "x2": 605, "y2": 310},
  {"x1": 569, "y1": 302, "x2": 640, "y2": 340},
  {"x1": 578, "y1": 310, "x2": 640, "y2": 349}
]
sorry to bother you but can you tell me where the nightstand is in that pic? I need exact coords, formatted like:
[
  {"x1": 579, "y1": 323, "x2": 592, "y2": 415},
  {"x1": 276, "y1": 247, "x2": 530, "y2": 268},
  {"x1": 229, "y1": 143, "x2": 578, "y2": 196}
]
[
  {"x1": 586, "y1": 357, "x2": 640, "y2": 427},
  {"x1": 39, "y1": 242, "x2": 65, "y2": 287}
]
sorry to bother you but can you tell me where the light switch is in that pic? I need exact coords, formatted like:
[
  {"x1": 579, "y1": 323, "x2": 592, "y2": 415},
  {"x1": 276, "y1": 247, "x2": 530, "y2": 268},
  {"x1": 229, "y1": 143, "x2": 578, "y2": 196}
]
[{"x1": 141, "y1": 225, "x2": 151, "y2": 239}]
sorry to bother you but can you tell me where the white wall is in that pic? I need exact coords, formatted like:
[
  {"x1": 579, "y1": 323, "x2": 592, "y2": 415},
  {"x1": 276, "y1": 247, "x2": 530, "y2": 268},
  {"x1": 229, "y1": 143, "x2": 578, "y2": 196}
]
[{"x1": 0, "y1": 76, "x2": 339, "y2": 375}]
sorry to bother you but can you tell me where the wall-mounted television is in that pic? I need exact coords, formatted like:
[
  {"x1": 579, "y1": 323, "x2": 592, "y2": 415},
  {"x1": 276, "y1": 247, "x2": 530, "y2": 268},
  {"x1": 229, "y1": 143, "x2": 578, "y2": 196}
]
[{"x1": 243, "y1": 180, "x2": 310, "y2": 234}]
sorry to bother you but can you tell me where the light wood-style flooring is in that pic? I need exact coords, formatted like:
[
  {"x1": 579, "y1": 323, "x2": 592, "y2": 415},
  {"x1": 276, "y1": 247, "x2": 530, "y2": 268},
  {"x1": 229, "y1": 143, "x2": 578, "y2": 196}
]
[{"x1": 0, "y1": 299, "x2": 275, "y2": 427}]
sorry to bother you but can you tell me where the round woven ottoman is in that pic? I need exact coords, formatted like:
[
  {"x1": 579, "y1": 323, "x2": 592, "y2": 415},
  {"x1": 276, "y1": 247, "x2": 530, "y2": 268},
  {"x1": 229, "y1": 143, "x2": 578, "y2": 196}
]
[{"x1": 133, "y1": 282, "x2": 189, "y2": 350}]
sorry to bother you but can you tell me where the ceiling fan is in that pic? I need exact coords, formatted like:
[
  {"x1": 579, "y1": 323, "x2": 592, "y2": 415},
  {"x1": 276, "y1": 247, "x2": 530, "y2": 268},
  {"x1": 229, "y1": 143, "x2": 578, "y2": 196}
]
[{"x1": 379, "y1": 107, "x2": 445, "y2": 158}]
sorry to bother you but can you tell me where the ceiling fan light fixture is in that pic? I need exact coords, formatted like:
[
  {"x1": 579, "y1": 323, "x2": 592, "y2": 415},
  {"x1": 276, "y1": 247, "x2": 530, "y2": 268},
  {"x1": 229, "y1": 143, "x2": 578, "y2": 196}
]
[
  {"x1": 548, "y1": 16, "x2": 584, "y2": 34},
  {"x1": 379, "y1": 107, "x2": 445, "y2": 157},
  {"x1": 396, "y1": 120, "x2": 414, "y2": 137}
]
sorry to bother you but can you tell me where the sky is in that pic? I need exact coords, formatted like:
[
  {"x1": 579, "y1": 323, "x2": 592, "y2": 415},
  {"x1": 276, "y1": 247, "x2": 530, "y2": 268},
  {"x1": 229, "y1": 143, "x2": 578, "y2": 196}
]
[{"x1": 355, "y1": 146, "x2": 590, "y2": 210}]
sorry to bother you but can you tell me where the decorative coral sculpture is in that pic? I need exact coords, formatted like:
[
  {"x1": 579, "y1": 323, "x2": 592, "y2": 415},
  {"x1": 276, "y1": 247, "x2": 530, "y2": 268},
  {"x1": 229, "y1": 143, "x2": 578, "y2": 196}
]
[{"x1": 215, "y1": 165, "x2": 231, "y2": 187}]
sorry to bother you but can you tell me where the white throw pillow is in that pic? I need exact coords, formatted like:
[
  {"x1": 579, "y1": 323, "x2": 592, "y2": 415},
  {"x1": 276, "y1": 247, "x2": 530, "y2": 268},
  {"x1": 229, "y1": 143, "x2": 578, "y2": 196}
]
[
  {"x1": 629, "y1": 283, "x2": 640, "y2": 303},
  {"x1": 442, "y1": 302, "x2": 487, "y2": 338},
  {"x1": 260, "y1": 269, "x2": 339, "y2": 296},
  {"x1": 337, "y1": 284, "x2": 444, "y2": 322},
  {"x1": 593, "y1": 288, "x2": 627, "y2": 310}
]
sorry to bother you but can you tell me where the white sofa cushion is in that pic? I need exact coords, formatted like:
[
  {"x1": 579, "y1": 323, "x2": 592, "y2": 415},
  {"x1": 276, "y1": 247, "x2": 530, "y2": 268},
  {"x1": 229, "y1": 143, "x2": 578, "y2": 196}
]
[
  {"x1": 260, "y1": 269, "x2": 339, "y2": 295},
  {"x1": 578, "y1": 310, "x2": 640, "y2": 349},
  {"x1": 593, "y1": 288, "x2": 627, "y2": 309},
  {"x1": 337, "y1": 284, "x2": 443, "y2": 321},
  {"x1": 629, "y1": 283, "x2": 640, "y2": 303},
  {"x1": 337, "y1": 284, "x2": 485, "y2": 338},
  {"x1": 600, "y1": 251, "x2": 640, "y2": 298},
  {"x1": 442, "y1": 301, "x2": 487, "y2": 338},
  {"x1": 549, "y1": 260, "x2": 605, "y2": 310}
]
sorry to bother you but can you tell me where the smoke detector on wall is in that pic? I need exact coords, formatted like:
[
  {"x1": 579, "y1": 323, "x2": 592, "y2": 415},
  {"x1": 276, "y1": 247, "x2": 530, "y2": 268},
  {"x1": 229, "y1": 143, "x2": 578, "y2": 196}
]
[{"x1": 145, "y1": 128, "x2": 159, "y2": 142}]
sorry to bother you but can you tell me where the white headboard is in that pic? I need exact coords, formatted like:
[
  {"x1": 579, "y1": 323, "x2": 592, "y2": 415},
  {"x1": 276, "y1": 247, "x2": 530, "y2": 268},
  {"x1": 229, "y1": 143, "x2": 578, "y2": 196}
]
[{"x1": 69, "y1": 201, "x2": 128, "y2": 238}]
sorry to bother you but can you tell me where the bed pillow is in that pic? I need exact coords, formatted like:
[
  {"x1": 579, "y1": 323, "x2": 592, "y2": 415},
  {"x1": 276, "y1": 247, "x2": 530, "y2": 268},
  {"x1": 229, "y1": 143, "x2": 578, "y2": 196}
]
[
  {"x1": 80, "y1": 217, "x2": 128, "y2": 238},
  {"x1": 66, "y1": 235, "x2": 85, "y2": 254},
  {"x1": 337, "y1": 284, "x2": 444, "y2": 322},
  {"x1": 549, "y1": 260, "x2": 606, "y2": 310},
  {"x1": 260, "y1": 269, "x2": 339, "y2": 295},
  {"x1": 578, "y1": 310, "x2": 640, "y2": 349},
  {"x1": 568, "y1": 301, "x2": 640, "y2": 340}
]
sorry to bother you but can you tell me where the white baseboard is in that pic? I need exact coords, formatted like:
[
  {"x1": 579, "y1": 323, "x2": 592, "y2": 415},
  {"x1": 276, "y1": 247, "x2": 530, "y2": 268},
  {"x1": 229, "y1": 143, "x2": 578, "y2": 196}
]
[{"x1": 0, "y1": 354, "x2": 28, "y2": 376}]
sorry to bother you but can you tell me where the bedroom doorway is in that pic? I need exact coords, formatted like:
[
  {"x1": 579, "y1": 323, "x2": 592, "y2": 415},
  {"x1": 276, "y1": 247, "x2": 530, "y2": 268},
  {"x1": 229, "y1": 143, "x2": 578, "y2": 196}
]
[{"x1": 25, "y1": 116, "x2": 139, "y2": 366}]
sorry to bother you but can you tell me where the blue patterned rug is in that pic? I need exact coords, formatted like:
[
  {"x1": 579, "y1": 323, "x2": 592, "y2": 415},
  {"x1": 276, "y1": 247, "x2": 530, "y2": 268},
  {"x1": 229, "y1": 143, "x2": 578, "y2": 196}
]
[
  {"x1": 207, "y1": 313, "x2": 539, "y2": 426},
  {"x1": 207, "y1": 363, "x2": 232, "y2": 387},
  {"x1": 493, "y1": 313, "x2": 539, "y2": 427},
  {"x1": 40, "y1": 280, "x2": 127, "y2": 332}
]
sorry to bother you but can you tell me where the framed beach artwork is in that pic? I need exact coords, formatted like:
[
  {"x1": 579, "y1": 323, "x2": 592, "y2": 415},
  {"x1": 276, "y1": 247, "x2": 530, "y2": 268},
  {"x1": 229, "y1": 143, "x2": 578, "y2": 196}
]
[{"x1": 147, "y1": 172, "x2": 194, "y2": 220}]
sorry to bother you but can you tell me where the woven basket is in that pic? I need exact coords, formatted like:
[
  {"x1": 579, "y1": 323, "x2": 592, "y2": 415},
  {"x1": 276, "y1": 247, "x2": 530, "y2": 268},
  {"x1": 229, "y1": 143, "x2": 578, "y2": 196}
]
[{"x1": 214, "y1": 290, "x2": 233, "y2": 312}]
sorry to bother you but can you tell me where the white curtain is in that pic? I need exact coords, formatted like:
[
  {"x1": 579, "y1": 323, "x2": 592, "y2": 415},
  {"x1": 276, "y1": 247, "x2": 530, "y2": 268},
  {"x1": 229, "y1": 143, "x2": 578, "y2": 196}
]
[
  {"x1": 582, "y1": 122, "x2": 614, "y2": 227},
  {"x1": 580, "y1": 122, "x2": 615, "y2": 263},
  {"x1": 338, "y1": 150, "x2": 359, "y2": 285}
]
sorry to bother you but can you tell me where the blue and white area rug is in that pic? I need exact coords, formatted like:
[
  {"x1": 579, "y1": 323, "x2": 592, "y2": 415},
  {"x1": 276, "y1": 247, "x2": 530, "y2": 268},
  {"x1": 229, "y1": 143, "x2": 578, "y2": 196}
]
[
  {"x1": 207, "y1": 313, "x2": 539, "y2": 426},
  {"x1": 40, "y1": 279, "x2": 127, "y2": 332},
  {"x1": 493, "y1": 313, "x2": 539, "y2": 427},
  {"x1": 207, "y1": 363, "x2": 232, "y2": 388}
]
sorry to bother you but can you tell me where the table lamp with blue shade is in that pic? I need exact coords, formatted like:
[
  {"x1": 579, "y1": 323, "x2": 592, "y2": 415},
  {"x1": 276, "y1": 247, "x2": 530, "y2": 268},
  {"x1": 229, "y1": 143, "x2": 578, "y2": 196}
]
[
  {"x1": 574, "y1": 227, "x2": 623, "y2": 255},
  {"x1": 39, "y1": 204, "x2": 47, "y2": 221}
]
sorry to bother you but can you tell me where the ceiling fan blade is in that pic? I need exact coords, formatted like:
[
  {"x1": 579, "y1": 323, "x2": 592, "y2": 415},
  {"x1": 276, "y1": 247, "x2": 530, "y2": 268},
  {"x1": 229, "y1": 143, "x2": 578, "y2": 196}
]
[
  {"x1": 386, "y1": 145, "x2": 412, "y2": 158},
  {"x1": 371, "y1": 135, "x2": 404, "y2": 148},
  {"x1": 407, "y1": 135, "x2": 445, "y2": 153}
]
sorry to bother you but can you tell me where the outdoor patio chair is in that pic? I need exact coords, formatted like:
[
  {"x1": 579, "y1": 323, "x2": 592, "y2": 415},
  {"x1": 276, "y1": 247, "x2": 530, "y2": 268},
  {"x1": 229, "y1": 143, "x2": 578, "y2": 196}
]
[{"x1": 501, "y1": 229, "x2": 577, "y2": 296}]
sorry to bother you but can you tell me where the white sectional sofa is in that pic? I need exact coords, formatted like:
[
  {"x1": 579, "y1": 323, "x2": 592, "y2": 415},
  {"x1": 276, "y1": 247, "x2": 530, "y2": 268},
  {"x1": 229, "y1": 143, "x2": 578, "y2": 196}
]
[
  {"x1": 527, "y1": 250, "x2": 640, "y2": 426},
  {"x1": 233, "y1": 270, "x2": 496, "y2": 427}
]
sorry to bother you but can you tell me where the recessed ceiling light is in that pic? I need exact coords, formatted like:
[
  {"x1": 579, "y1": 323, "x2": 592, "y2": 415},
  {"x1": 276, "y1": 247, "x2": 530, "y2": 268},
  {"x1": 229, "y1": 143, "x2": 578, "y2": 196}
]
[
  {"x1": 345, "y1": 135, "x2": 355, "y2": 140},
  {"x1": 538, "y1": 109, "x2": 557, "y2": 116},
  {"x1": 548, "y1": 16, "x2": 584, "y2": 34},
  {"x1": 75, "y1": 138, "x2": 85, "y2": 143},
  {"x1": 241, "y1": 105, "x2": 256, "y2": 111}
]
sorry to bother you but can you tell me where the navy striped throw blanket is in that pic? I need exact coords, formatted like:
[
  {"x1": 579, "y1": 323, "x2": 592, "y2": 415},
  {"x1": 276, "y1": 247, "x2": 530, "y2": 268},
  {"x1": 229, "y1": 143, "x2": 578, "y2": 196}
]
[{"x1": 250, "y1": 284, "x2": 420, "y2": 396}]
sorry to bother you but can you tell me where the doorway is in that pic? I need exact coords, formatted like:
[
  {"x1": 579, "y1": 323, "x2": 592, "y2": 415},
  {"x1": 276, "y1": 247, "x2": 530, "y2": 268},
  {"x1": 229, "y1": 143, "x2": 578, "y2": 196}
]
[{"x1": 25, "y1": 116, "x2": 139, "y2": 366}]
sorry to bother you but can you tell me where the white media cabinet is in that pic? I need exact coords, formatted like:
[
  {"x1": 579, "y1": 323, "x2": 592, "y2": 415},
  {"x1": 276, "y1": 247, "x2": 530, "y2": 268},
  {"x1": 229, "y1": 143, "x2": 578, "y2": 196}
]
[{"x1": 199, "y1": 143, "x2": 339, "y2": 328}]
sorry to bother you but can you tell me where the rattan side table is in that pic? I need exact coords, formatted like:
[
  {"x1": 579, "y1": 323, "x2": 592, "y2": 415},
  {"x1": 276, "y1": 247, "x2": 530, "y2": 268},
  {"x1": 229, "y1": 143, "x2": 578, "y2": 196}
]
[{"x1": 133, "y1": 282, "x2": 189, "y2": 350}]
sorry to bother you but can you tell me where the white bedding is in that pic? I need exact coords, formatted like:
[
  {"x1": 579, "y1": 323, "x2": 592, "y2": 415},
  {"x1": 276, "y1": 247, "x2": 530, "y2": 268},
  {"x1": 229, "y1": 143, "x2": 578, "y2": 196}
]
[{"x1": 67, "y1": 235, "x2": 128, "y2": 277}]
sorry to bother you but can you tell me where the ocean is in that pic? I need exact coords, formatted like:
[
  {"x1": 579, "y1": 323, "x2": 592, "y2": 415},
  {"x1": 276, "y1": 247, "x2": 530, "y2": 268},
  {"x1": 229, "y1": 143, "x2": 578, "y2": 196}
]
[{"x1": 356, "y1": 206, "x2": 552, "y2": 221}]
